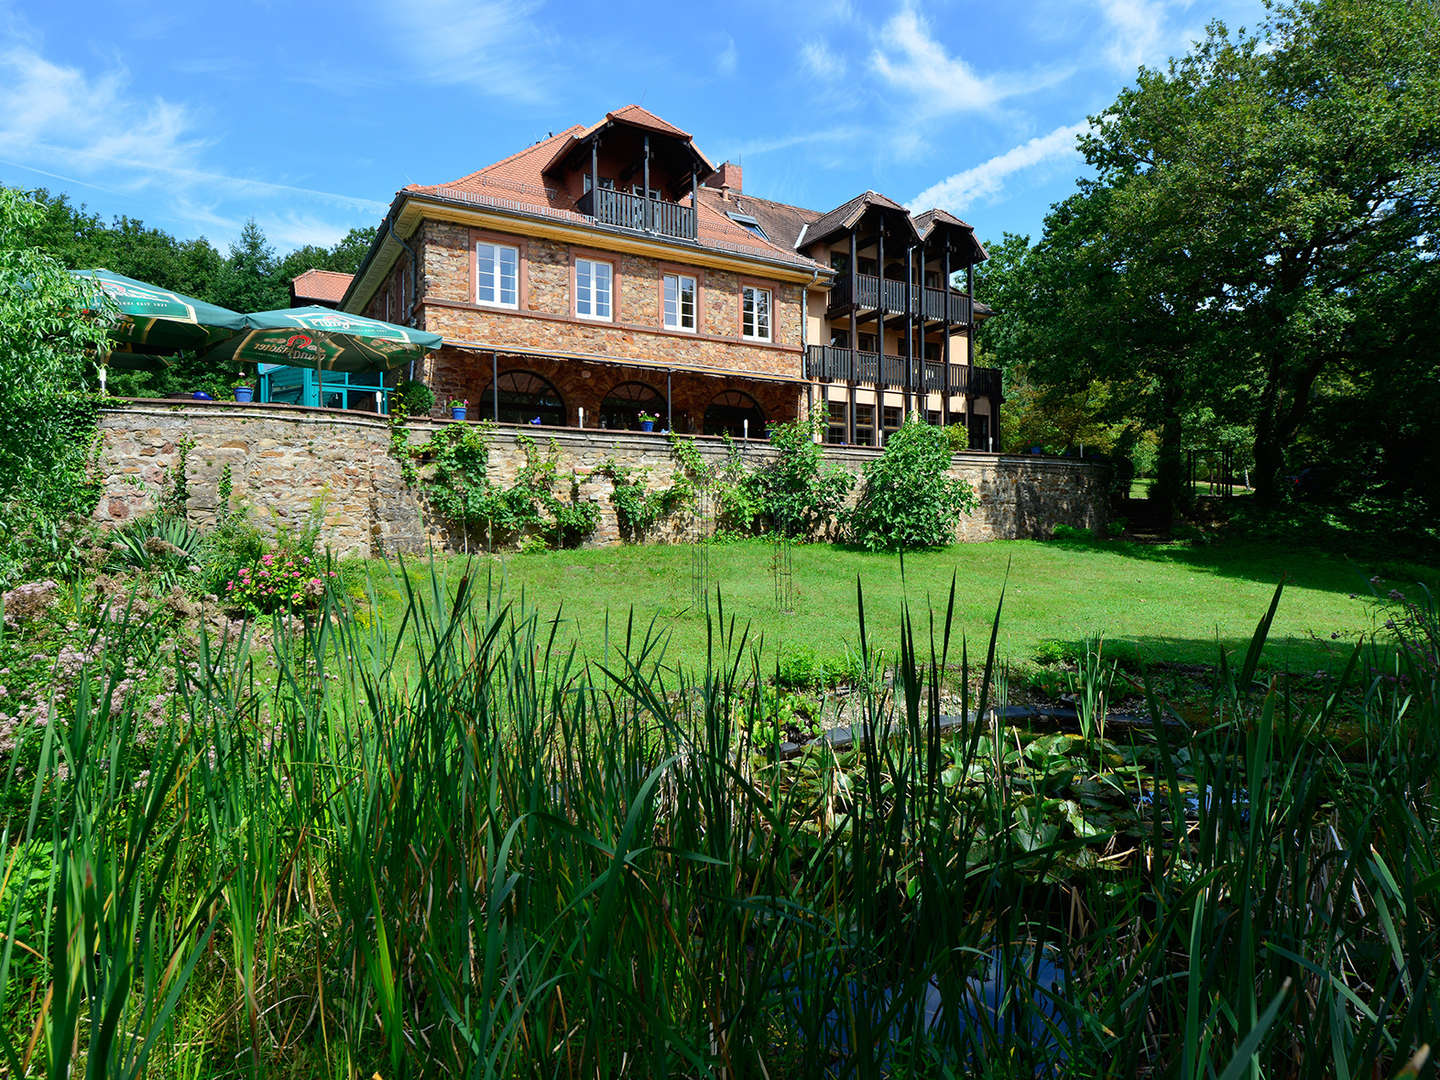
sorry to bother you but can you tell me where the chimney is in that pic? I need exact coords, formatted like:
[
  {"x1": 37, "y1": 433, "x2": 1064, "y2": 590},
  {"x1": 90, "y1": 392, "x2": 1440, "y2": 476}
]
[{"x1": 706, "y1": 161, "x2": 742, "y2": 195}]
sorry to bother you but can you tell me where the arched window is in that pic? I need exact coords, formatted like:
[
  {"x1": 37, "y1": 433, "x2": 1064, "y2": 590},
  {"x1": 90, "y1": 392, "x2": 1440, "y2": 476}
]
[
  {"x1": 704, "y1": 390, "x2": 767, "y2": 439},
  {"x1": 480, "y1": 370, "x2": 566, "y2": 426},
  {"x1": 599, "y1": 381, "x2": 665, "y2": 431}
]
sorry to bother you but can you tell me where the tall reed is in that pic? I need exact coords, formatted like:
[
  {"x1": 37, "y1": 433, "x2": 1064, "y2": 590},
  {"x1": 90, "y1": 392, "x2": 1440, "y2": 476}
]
[{"x1": 0, "y1": 563, "x2": 1435, "y2": 1077}]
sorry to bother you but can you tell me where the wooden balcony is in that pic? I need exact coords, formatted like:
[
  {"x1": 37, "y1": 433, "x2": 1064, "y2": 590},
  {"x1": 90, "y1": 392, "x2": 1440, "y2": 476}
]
[
  {"x1": 576, "y1": 187, "x2": 697, "y2": 241},
  {"x1": 828, "y1": 274, "x2": 973, "y2": 325},
  {"x1": 805, "y1": 345, "x2": 1001, "y2": 396}
]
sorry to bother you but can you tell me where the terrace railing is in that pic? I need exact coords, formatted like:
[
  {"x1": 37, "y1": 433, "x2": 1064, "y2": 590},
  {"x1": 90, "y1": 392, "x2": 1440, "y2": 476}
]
[
  {"x1": 806, "y1": 345, "x2": 1001, "y2": 396},
  {"x1": 576, "y1": 188, "x2": 697, "y2": 241},
  {"x1": 828, "y1": 275, "x2": 974, "y2": 325}
]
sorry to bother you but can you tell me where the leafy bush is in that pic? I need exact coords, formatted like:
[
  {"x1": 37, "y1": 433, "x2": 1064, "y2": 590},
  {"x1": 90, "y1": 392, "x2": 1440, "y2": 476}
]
[
  {"x1": 394, "y1": 379, "x2": 434, "y2": 417},
  {"x1": 422, "y1": 426, "x2": 596, "y2": 549},
  {"x1": 944, "y1": 423, "x2": 969, "y2": 452},
  {"x1": 775, "y1": 645, "x2": 867, "y2": 690},
  {"x1": 845, "y1": 418, "x2": 979, "y2": 551},
  {"x1": 196, "y1": 514, "x2": 267, "y2": 597},
  {"x1": 1050, "y1": 523, "x2": 1098, "y2": 542},
  {"x1": 724, "y1": 418, "x2": 853, "y2": 538},
  {"x1": 225, "y1": 550, "x2": 336, "y2": 615}
]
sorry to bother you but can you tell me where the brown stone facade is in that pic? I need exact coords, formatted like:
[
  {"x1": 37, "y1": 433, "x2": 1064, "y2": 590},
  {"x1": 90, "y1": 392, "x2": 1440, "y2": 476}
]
[
  {"x1": 95, "y1": 403, "x2": 1107, "y2": 558},
  {"x1": 374, "y1": 221, "x2": 806, "y2": 381}
]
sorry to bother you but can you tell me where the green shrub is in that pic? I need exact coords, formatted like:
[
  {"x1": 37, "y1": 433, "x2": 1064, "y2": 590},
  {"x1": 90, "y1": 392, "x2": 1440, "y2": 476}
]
[
  {"x1": 394, "y1": 379, "x2": 434, "y2": 417},
  {"x1": 196, "y1": 514, "x2": 266, "y2": 597},
  {"x1": 737, "y1": 417, "x2": 853, "y2": 538},
  {"x1": 1051, "y1": 523, "x2": 1098, "y2": 542},
  {"x1": 944, "y1": 423, "x2": 969, "y2": 452},
  {"x1": 845, "y1": 418, "x2": 979, "y2": 551}
]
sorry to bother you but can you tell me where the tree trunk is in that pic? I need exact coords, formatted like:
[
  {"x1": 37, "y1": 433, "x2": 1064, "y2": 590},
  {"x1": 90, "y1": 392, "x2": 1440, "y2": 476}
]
[{"x1": 1151, "y1": 381, "x2": 1187, "y2": 530}]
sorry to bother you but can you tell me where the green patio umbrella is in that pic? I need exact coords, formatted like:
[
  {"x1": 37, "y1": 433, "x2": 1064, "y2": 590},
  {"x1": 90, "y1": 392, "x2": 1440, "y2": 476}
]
[
  {"x1": 206, "y1": 306, "x2": 442, "y2": 373},
  {"x1": 71, "y1": 268, "x2": 247, "y2": 355}
]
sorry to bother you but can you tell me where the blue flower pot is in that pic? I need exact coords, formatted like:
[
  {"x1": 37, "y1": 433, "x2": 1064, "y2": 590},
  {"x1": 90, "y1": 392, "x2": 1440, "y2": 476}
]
[
  {"x1": 640, "y1": 420, "x2": 655, "y2": 432},
  {"x1": 234, "y1": 386, "x2": 254, "y2": 403},
  {"x1": 451, "y1": 407, "x2": 467, "y2": 421}
]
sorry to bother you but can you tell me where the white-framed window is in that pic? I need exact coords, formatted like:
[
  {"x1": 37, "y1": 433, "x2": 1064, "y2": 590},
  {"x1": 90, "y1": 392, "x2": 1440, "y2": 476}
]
[
  {"x1": 663, "y1": 273, "x2": 697, "y2": 331},
  {"x1": 742, "y1": 285, "x2": 771, "y2": 341},
  {"x1": 575, "y1": 258, "x2": 613, "y2": 321},
  {"x1": 476, "y1": 242, "x2": 519, "y2": 308}
]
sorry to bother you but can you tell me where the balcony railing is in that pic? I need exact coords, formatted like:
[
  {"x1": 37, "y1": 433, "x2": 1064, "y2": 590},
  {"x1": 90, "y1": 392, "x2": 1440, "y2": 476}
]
[
  {"x1": 828, "y1": 274, "x2": 973, "y2": 325},
  {"x1": 805, "y1": 345, "x2": 1001, "y2": 397},
  {"x1": 576, "y1": 187, "x2": 697, "y2": 241}
]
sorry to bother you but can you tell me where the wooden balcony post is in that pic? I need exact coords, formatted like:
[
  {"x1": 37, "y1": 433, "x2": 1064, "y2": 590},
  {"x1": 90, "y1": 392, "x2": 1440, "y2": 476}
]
[
  {"x1": 904, "y1": 242, "x2": 914, "y2": 418},
  {"x1": 942, "y1": 240, "x2": 952, "y2": 427},
  {"x1": 690, "y1": 170, "x2": 698, "y2": 239},
  {"x1": 590, "y1": 141, "x2": 599, "y2": 214},
  {"x1": 642, "y1": 134, "x2": 651, "y2": 233},
  {"x1": 848, "y1": 230, "x2": 858, "y2": 445},
  {"x1": 666, "y1": 369, "x2": 673, "y2": 431},
  {"x1": 875, "y1": 223, "x2": 885, "y2": 445},
  {"x1": 965, "y1": 261, "x2": 976, "y2": 446}
]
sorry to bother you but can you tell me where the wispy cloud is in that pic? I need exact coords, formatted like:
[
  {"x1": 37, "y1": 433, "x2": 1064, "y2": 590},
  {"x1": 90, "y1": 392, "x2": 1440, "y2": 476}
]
[
  {"x1": 716, "y1": 32, "x2": 738, "y2": 75},
  {"x1": 0, "y1": 41, "x2": 385, "y2": 245},
  {"x1": 728, "y1": 126, "x2": 863, "y2": 159},
  {"x1": 374, "y1": 0, "x2": 554, "y2": 103},
  {"x1": 908, "y1": 121, "x2": 1089, "y2": 213},
  {"x1": 1097, "y1": 0, "x2": 1167, "y2": 70},
  {"x1": 871, "y1": 3, "x2": 1073, "y2": 115},
  {"x1": 800, "y1": 39, "x2": 846, "y2": 81}
]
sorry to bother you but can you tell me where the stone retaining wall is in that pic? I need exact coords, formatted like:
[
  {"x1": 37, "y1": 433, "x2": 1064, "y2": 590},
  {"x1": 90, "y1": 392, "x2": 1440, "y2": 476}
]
[{"x1": 96, "y1": 402, "x2": 1108, "y2": 558}]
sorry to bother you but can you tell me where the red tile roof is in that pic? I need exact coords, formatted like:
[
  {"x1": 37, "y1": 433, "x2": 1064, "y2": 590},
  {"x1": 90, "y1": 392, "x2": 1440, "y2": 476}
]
[
  {"x1": 605, "y1": 104, "x2": 690, "y2": 139},
  {"x1": 404, "y1": 110, "x2": 818, "y2": 268},
  {"x1": 290, "y1": 268, "x2": 353, "y2": 304}
]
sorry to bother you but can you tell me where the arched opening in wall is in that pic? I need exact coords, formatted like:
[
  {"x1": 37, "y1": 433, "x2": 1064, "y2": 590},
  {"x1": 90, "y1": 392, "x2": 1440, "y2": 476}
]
[
  {"x1": 480, "y1": 370, "x2": 566, "y2": 426},
  {"x1": 704, "y1": 390, "x2": 767, "y2": 439},
  {"x1": 599, "y1": 381, "x2": 665, "y2": 431}
]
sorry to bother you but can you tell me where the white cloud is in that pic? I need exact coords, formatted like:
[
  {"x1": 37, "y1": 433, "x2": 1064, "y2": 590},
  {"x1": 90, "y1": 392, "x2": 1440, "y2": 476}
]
[
  {"x1": 1098, "y1": 0, "x2": 1167, "y2": 70},
  {"x1": 908, "y1": 121, "x2": 1090, "y2": 213},
  {"x1": 0, "y1": 42, "x2": 386, "y2": 246},
  {"x1": 716, "y1": 33, "x2": 738, "y2": 75},
  {"x1": 800, "y1": 39, "x2": 846, "y2": 81},
  {"x1": 375, "y1": 0, "x2": 554, "y2": 102},
  {"x1": 870, "y1": 3, "x2": 1073, "y2": 115},
  {"x1": 729, "y1": 126, "x2": 863, "y2": 158}
]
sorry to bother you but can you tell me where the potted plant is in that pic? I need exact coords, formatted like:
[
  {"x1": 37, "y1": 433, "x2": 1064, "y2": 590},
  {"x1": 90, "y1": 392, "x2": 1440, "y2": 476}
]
[
  {"x1": 638, "y1": 410, "x2": 658, "y2": 433},
  {"x1": 232, "y1": 375, "x2": 255, "y2": 403},
  {"x1": 449, "y1": 398, "x2": 469, "y2": 421}
]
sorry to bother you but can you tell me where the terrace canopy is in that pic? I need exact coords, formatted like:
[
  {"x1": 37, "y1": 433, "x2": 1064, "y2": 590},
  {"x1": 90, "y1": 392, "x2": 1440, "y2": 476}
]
[{"x1": 206, "y1": 306, "x2": 442, "y2": 373}]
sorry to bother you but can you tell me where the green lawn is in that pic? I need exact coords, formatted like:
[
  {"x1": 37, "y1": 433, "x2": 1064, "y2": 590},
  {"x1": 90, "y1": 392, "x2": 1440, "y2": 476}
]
[{"x1": 367, "y1": 537, "x2": 1428, "y2": 674}]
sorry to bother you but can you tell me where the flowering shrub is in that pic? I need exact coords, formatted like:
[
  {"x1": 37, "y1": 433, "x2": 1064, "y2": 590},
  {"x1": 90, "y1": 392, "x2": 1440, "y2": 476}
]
[{"x1": 225, "y1": 551, "x2": 335, "y2": 615}]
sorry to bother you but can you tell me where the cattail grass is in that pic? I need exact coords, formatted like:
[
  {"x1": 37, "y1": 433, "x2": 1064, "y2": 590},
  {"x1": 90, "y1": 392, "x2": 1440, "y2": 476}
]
[{"x1": 0, "y1": 564, "x2": 1435, "y2": 1077}]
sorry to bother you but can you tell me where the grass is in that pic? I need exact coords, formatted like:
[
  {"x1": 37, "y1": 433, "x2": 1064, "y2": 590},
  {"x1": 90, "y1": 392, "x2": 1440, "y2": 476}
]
[
  {"x1": 3, "y1": 562, "x2": 1437, "y2": 1077},
  {"x1": 368, "y1": 536, "x2": 1415, "y2": 675}
]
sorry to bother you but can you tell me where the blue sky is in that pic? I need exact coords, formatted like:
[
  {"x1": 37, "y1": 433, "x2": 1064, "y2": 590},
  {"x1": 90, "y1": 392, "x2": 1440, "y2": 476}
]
[{"x1": 1, "y1": 0, "x2": 1269, "y2": 257}]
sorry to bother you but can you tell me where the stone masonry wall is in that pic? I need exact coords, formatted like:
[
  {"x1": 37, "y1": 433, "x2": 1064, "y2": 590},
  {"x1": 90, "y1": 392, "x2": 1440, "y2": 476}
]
[
  {"x1": 96, "y1": 402, "x2": 1108, "y2": 558},
  {"x1": 415, "y1": 221, "x2": 806, "y2": 380}
]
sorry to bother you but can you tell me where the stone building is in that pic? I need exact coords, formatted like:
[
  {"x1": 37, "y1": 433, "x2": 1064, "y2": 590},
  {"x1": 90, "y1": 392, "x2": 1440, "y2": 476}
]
[{"x1": 329, "y1": 105, "x2": 1002, "y2": 448}]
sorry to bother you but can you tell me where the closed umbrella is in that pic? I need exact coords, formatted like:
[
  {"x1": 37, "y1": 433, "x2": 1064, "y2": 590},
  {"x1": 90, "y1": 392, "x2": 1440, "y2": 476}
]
[{"x1": 207, "y1": 306, "x2": 441, "y2": 373}]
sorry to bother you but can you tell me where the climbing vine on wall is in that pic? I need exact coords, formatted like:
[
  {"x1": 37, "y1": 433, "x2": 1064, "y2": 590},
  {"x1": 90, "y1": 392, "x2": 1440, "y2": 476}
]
[{"x1": 415, "y1": 423, "x2": 597, "y2": 549}]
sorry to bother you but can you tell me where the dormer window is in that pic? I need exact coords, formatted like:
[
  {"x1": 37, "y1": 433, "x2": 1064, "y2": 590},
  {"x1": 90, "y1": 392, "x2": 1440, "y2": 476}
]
[{"x1": 726, "y1": 211, "x2": 769, "y2": 243}]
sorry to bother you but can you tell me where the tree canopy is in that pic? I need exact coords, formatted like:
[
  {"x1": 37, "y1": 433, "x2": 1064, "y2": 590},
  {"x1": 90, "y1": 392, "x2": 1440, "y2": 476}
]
[
  {"x1": 980, "y1": 0, "x2": 1440, "y2": 518},
  {"x1": 14, "y1": 187, "x2": 378, "y2": 398}
]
